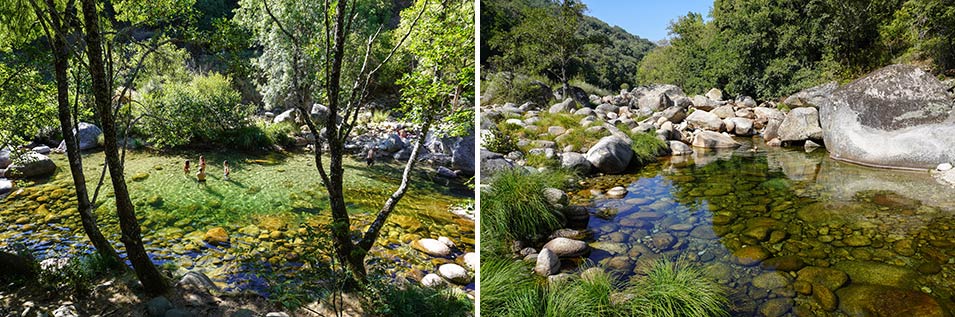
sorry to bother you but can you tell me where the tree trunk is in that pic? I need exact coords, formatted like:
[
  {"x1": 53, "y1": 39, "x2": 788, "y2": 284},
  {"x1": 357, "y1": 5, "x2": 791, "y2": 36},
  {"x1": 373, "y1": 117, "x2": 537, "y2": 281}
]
[
  {"x1": 80, "y1": 0, "x2": 168, "y2": 295},
  {"x1": 325, "y1": 0, "x2": 365, "y2": 285},
  {"x1": 47, "y1": 5, "x2": 124, "y2": 271}
]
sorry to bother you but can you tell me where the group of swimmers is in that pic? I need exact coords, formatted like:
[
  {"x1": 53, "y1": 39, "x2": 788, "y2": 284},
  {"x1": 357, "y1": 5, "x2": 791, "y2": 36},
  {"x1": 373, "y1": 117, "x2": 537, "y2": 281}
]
[{"x1": 183, "y1": 155, "x2": 230, "y2": 183}]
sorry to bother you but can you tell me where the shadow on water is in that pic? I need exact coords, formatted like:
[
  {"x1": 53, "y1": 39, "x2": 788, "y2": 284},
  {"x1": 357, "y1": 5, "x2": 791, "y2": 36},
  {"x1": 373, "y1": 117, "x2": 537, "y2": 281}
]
[{"x1": 575, "y1": 137, "x2": 955, "y2": 315}]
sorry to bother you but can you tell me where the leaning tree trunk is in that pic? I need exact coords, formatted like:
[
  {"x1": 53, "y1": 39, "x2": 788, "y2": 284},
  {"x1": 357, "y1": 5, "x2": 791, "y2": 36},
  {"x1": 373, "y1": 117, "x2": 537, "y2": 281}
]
[
  {"x1": 357, "y1": 113, "x2": 434, "y2": 255},
  {"x1": 47, "y1": 6, "x2": 124, "y2": 270},
  {"x1": 80, "y1": 0, "x2": 168, "y2": 295}
]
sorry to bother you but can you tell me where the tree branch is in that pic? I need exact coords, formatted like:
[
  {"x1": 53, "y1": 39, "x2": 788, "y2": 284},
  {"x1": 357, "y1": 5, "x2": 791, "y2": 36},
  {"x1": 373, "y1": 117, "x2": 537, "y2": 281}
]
[{"x1": 358, "y1": 104, "x2": 437, "y2": 251}]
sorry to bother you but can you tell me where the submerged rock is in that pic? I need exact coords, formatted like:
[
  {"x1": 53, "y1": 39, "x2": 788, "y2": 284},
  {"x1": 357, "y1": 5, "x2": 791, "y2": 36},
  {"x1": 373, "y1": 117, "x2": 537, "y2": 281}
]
[
  {"x1": 834, "y1": 260, "x2": 916, "y2": 289},
  {"x1": 818, "y1": 64, "x2": 955, "y2": 169},
  {"x1": 752, "y1": 271, "x2": 792, "y2": 290},
  {"x1": 837, "y1": 284, "x2": 946, "y2": 317},
  {"x1": 202, "y1": 227, "x2": 230, "y2": 245},
  {"x1": 795, "y1": 266, "x2": 848, "y2": 291},
  {"x1": 732, "y1": 246, "x2": 770, "y2": 266},
  {"x1": 759, "y1": 298, "x2": 793, "y2": 317}
]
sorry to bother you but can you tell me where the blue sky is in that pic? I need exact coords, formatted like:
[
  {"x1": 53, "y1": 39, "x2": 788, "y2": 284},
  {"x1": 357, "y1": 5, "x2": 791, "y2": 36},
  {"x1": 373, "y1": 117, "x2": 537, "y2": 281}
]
[{"x1": 583, "y1": 0, "x2": 713, "y2": 42}]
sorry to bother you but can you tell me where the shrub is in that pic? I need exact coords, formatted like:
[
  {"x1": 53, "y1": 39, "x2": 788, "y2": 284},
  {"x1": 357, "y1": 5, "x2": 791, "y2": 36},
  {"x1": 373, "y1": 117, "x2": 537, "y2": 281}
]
[
  {"x1": 483, "y1": 72, "x2": 555, "y2": 105},
  {"x1": 568, "y1": 78, "x2": 611, "y2": 97},
  {"x1": 481, "y1": 169, "x2": 573, "y2": 242},
  {"x1": 263, "y1": 120, "x2": 298, "y2": 149},
  {"x1": 536, "y1": 112, "x2": 583, "y2": 129},
  {"x1": 481, "y1": 257, "x2": 617, "y2": 317},
  {"x1": 140, "y1": 72, "x2": 254, "y2": 149},
  {"x1": 624, "y1": 258, "x2": 729, "y2": 317},
  {"x1": 36, "y1": 253, "x2": 117, "y2": 296},
  {"x1": 483, "y1": 125, "x2": 519, "y2": 154}
]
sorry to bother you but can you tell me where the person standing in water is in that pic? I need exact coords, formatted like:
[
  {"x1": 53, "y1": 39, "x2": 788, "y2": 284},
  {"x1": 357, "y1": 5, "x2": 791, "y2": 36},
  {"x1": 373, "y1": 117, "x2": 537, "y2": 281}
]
[
  {"x1": 196, "y1": 156, "x2": 207, "y2": 183},
  {"x1": 223, "y1": 160, "x2": 231, "y2": 180},
  {"x1": 366, "y1": 147, "x2": 376, "y2": 166}
]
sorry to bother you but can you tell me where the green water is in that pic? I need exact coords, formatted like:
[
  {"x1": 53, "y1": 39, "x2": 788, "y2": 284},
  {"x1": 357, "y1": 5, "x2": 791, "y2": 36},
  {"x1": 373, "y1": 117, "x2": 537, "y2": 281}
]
[
  {"x1": 575, "y1": 138, "x2": 955, "y2": 316},
  {"x1": 0, "y1": 150, "x2": 474, "y2": 293}
]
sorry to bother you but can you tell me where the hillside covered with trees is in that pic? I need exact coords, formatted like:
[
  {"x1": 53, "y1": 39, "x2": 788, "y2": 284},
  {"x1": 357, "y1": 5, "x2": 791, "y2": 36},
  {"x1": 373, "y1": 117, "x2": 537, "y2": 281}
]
[
  {"x1": 480, "y1": 0, "x2": 655, "y2": 103},
  {"x1": 639, "y1": 0, "x2": 955, "y2": 99}
]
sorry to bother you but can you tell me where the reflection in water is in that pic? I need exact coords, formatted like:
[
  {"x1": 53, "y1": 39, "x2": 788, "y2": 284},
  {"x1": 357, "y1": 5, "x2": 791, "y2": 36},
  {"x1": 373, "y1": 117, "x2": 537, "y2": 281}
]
[{"x1": 573, "y1": 139, "x2": 955, "y2": 316}]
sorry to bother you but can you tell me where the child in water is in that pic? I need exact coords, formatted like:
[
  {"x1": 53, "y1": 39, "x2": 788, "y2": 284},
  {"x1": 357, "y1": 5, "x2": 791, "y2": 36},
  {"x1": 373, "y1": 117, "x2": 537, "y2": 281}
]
[
  {"x1": 196, "y1": 156, "x2": 207, "y2": 183},
  {"x1": 223, "y1": 160, "x2": 231, "y2": 180}
]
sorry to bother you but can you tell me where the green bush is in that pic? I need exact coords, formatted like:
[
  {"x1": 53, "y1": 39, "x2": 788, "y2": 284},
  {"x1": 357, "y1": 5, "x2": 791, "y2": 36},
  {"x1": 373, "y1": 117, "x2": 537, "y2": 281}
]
[
  {"x1": 263, "y1": 120, "x2": 298, "y2": 149},
  {"x1": 481, "y1": 169, "x2": 574, "y2": 243},
  {"x1": 624, "y1": 258, "x2": 729, "y2": 317},
  {"x1": 483, "y1": 125, "x2": 520, "y2": 154},
  {"x1": 555, "y1": 127, "x2": 608, "y2": 151},
  {"x1": 37, "y1": 253, "x2": 117, "y2": 296},
  {"x1": 141, "y1": 72, "x2": 254, "y2": 149},
  {"x1": 568, "y1": 78, "x2": 611, "y2": 97},
  {"x1": 483, "y1": 72, "x2": 555, "y2": 105}
]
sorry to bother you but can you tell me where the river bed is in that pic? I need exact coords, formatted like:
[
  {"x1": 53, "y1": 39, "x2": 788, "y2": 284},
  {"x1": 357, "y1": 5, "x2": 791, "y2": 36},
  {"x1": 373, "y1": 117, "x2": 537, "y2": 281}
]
[
  {"x1": 572, "y1": 138, "x2": 955, "y2": 316},
  {"x1": 0, "y1": 150, "x2": 474, "y2": 295}
]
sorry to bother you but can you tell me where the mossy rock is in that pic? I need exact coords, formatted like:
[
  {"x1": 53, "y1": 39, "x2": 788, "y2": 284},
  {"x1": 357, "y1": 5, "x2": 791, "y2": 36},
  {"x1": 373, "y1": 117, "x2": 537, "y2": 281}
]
[
  {"x1": 131, "y1": 172, "x2": 149, "y2": 182},
  {"x1": 147, "y1": 195, "x2": 164, "y2": 207}
]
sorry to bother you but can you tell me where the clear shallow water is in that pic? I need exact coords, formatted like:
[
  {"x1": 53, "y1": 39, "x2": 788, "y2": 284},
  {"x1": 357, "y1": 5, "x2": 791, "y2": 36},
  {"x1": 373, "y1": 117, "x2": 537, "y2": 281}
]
[
  {"x1": 573, "y1": 138, "x2": 955, "y2": 316},
  {"x1": 0, "y1": 150, "x2": 474, "y2": 294}
]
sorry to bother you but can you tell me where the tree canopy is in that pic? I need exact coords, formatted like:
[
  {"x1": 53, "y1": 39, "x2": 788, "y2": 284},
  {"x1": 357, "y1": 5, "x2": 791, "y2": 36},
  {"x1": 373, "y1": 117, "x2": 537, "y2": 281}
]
[{"x1": 639, "y1": 0, "x2": 955, "y2": 100}]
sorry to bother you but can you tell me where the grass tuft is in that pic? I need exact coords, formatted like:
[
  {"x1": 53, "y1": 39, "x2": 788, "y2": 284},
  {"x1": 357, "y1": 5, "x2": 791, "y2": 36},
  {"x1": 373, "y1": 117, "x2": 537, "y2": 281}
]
[
  {"x1": 363, "y1": 278, "x2": 473, "y2": 316},
  {"x1": 624, "y1": 258, "x2": 729, "y2": 317},
  {"x1": 524, "y1": 153, "x2": 560, "y2": 169},
  {"x1": 481, "y1": 169, "x2": 574, "y2": 244},
  {"x1": 621, "y1": 127, "x2": 668, "y2": 166}
]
